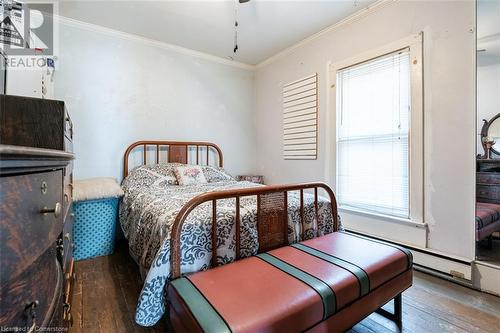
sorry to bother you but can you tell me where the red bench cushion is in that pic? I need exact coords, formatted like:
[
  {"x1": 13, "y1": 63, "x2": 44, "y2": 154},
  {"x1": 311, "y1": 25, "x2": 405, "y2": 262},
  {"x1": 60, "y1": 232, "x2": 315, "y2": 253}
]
[
  {"x1": 168, "y1": 232, "x2": 412, "y2": 333},
  {"x1": 476, "y1": 202, "x2": 500, "y2": 228},
  {"x1": 476, "y1": 202, "x2": 500, "y2": 241}
]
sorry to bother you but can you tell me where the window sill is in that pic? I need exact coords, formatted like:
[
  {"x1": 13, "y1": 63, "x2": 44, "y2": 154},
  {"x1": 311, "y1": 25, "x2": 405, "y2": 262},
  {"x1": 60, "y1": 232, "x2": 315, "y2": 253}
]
[{"x1": 339, "y1": 206, "x2": 427, "y2": 229}]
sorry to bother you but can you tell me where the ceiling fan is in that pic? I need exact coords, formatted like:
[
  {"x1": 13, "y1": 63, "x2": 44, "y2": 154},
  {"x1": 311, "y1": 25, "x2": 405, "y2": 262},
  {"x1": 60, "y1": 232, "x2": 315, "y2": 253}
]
[{"x1": 233, "y1": 0, "x2": 251, "y2": 54}]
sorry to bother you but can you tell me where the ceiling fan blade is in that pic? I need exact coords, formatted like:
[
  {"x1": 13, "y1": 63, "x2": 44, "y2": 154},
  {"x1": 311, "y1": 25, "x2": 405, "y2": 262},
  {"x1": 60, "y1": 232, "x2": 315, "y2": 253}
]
[{"x1": 239, "y1": 0, "x2": 251, "y2": 3}]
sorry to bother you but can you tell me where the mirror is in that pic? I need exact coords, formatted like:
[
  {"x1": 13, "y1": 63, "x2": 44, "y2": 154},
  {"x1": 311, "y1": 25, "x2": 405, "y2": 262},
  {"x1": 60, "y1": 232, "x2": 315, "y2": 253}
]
[
  {"x1": 480, "y1": 114, "x2": 500, "y2": 158},
  {"x1": 477, "y1": 0, "x2": 500, "y2": 160},
  {"x1": 488, "y1": 117, "x2": 500, "y2": 145},
  {"x1": 476, "y1": 0, "x2": 500, "y2": 267}
]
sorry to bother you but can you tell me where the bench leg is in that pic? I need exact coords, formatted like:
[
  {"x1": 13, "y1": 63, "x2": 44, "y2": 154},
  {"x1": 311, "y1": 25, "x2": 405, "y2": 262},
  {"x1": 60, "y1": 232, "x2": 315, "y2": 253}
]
[{"x1": 375, "y1": 293, "x2": 402, "y2": 329}]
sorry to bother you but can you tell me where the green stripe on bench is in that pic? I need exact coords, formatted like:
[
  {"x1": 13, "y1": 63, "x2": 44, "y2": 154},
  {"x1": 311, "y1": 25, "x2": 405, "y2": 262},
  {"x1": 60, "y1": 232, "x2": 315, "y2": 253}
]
[
  {"x1": 170, "y1": 278, "x2": 231, "y2": 333},
  {"x1": 256, "y1": 253, "x2": 336, "y2": 319},
  {"x1": 291, "y1": 243, "x2": 370, "y2": 296}
]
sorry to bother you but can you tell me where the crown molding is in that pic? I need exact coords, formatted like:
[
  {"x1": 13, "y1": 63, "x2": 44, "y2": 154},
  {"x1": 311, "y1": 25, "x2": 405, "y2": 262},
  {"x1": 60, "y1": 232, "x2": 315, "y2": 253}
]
[
  {"x1": 478, "y1": 33, "x2": 500, "y2": 45},
  {"x1": 256, "y1": 0, "x2": 397, "y2": 69},
  {"x1": 56, "y1": 15, "x2": 256, "y2": 71}
]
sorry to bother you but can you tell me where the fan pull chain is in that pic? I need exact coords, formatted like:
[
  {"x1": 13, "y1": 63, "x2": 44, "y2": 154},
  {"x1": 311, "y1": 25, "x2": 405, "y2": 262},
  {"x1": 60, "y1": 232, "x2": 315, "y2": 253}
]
[{"x1": 233, "y1": 1, "x2": 239, "y2": 53}]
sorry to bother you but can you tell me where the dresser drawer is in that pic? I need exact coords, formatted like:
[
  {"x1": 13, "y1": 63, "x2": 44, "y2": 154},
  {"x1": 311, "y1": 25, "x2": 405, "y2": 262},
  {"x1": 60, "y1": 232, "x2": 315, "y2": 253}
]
[
  {"x1": 477, "y1": 172, "x2": 500, "y2": 185},
  {"x1": 47, "y1": 290, "x2": 65, "y2": 330},
  {"x1": 477, "y1": 184, "x2": 500, "y2": 202},
  {"x1": 63, "y1": 163, "x2": 73, "y2": 219},
  {"x1": 0, "y1": 95, "x2": 66, "y2": 150},
  {"x1": 62, "y1": 209, "x2": 74, "y2": 272},
  {"x1": 63, "y1": 257, "x2": 75, "y2": 326},
  {"x1": 62, "y1": 208, "x2": 75, "y2": 325},
  {"x1": 0, "y1": 170, "x2": 63, "y2": 283},
  {"x1": 0, "y1": 246, "x2": 63, "y2": 330}
]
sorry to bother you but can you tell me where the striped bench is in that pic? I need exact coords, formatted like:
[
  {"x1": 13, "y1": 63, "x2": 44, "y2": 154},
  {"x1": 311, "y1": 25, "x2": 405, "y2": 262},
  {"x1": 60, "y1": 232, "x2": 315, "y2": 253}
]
[
  {"x1": 476, "y1": 202, "x2": 500, "y2": 243},
  {"x1": 168, "y1": 231, "x2": 413, "y2": 333}
]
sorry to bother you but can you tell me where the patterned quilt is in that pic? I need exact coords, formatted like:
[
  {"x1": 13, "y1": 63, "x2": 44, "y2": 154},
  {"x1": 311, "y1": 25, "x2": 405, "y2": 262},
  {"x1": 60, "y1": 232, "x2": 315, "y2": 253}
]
[{"x1": 119, "y1": 164, "x2": 335, "y2": 326}]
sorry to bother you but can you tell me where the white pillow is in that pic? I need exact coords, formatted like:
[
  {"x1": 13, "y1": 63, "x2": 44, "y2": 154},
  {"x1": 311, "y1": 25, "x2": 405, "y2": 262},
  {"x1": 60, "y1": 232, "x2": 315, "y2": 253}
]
[
  {"x1": 73, "y1": 177, "x2": 124, "y2": 202},
  {"x1": 174, "y1": 165, "x2": 207, "y2": 186}
]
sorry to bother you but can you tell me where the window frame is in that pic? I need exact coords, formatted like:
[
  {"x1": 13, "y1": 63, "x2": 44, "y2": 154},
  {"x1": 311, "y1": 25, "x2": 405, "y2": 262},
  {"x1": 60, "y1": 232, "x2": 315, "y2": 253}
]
[{"x1": 330, "y1": 33, "x2": 424, "y2": 224}]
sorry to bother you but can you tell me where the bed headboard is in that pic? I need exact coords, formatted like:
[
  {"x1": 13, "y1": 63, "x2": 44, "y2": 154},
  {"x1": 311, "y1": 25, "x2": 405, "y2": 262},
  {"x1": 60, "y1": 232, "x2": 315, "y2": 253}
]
[{"x1": 123, "y1": 140, "x2": 223, "y2": 178}]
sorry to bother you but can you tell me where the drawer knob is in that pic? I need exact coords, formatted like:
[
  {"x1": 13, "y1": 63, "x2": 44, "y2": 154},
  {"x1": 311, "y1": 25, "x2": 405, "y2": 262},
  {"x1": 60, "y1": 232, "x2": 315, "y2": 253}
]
[
  {"x1": 63, "y1": 302, "x2": 73, "y2": 325},
  {"x1": 24, "y1": 300, "x2": 39, "y2": 333},
  {"x1": 40, "y1": 202, "x2": 62, "y2": 218},
  {"x1": 65, "y1": 271, "x2": 76, "y2": 282}
]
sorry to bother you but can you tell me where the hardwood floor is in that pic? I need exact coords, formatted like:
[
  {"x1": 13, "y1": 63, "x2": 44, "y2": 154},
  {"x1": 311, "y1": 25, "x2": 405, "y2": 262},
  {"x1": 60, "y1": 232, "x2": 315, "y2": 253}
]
[
  {"x1": 70, "y1": 241, "x2": 170, "y2": 333},
  {"x1": 70, "y1": 241, "x2": 500, "y2": 333}
]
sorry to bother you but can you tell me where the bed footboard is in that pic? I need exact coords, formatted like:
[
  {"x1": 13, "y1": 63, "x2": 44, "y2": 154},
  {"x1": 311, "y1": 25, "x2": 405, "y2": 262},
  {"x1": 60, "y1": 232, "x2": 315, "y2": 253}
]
[{"x1": 170, "y1": 182, "x2": 338, "y2": 279}]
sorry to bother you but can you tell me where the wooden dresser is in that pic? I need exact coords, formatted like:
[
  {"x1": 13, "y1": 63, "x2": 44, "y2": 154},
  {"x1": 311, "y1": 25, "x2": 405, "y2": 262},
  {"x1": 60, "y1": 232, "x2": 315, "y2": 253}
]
[
  {"x1": 0, "y1": 95, "x2": 75, "y2": 331},
  {"x1": 477, "y1": 159, "x2": 500, "y2": 204}
]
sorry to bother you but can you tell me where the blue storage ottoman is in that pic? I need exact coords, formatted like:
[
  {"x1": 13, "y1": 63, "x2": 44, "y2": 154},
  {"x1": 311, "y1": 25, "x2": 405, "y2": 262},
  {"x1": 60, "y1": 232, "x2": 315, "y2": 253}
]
[{"x1": 73, "y1": 177, "x2": 124, "y2": 261}]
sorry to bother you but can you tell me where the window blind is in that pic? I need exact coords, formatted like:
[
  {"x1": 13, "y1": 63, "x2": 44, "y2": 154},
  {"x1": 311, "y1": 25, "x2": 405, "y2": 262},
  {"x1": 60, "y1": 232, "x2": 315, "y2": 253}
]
[
  {"x1": 336, "y1": 49, "x2": 410, "y2": 218},
  {"x1": 283, "y1": 73, "x2": 318, "y2": 160}
]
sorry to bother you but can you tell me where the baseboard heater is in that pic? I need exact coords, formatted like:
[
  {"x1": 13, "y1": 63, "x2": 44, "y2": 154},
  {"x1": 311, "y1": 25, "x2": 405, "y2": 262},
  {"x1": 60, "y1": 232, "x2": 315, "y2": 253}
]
[{"x1": 344, "y1": 230, "x2": 473, "y2": 287}]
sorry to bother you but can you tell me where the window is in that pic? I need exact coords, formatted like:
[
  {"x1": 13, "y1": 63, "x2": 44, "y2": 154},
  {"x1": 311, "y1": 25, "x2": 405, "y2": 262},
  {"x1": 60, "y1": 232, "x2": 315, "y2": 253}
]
[{"x1": 336, "y1": 45, "x2": 422, "y2": 220}]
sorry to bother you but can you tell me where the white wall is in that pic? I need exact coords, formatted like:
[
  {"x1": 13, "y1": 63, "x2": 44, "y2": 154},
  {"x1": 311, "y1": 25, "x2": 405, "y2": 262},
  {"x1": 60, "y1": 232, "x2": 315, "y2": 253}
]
[
  {"x1": 53, "y1": 1, "x2": 477, "y2": 260},
  {"x1": 255, "y1": 0, "x2": 476, "y2": 259},
  {"x1": 55, "y1": 21, "x2": 257, "y2": 180}
]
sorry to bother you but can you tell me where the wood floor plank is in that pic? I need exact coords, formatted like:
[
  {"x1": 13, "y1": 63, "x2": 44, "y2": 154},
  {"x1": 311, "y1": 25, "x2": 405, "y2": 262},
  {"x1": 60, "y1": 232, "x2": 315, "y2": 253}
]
[
  {"x1": 405, "y1": 273, "x2": 500, "y2": 332},
  {"x1": 351, "y1": 316, "x2": 393, "y2": 333},
  {"x1": 402, "y1": 304, "x2": 470, "y2": 333},
  {"x1": 69, "y1": 242, "x2": 168, "y2": 333},
  {"x1": 412, "y1": 270, "x2": 500, "y2": 317},
  {"x1": 359, "y1": 296, "x2": 470, "y2": 333},
  {"x1": 81, "y1": 267, "x2": 101, "y2": 333},
  {"x1": 349, "y1": 322, "x2": 378, "y2": 333},
  {"x1": 69, "y1": 242, "x2": 500, "y2": 333},
  {"x1": 71, "y1": 266, "x2": 83, "y2": 333},
  {"x1": 404, "y1": 291, "x2": 499, "y2": 333}
]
